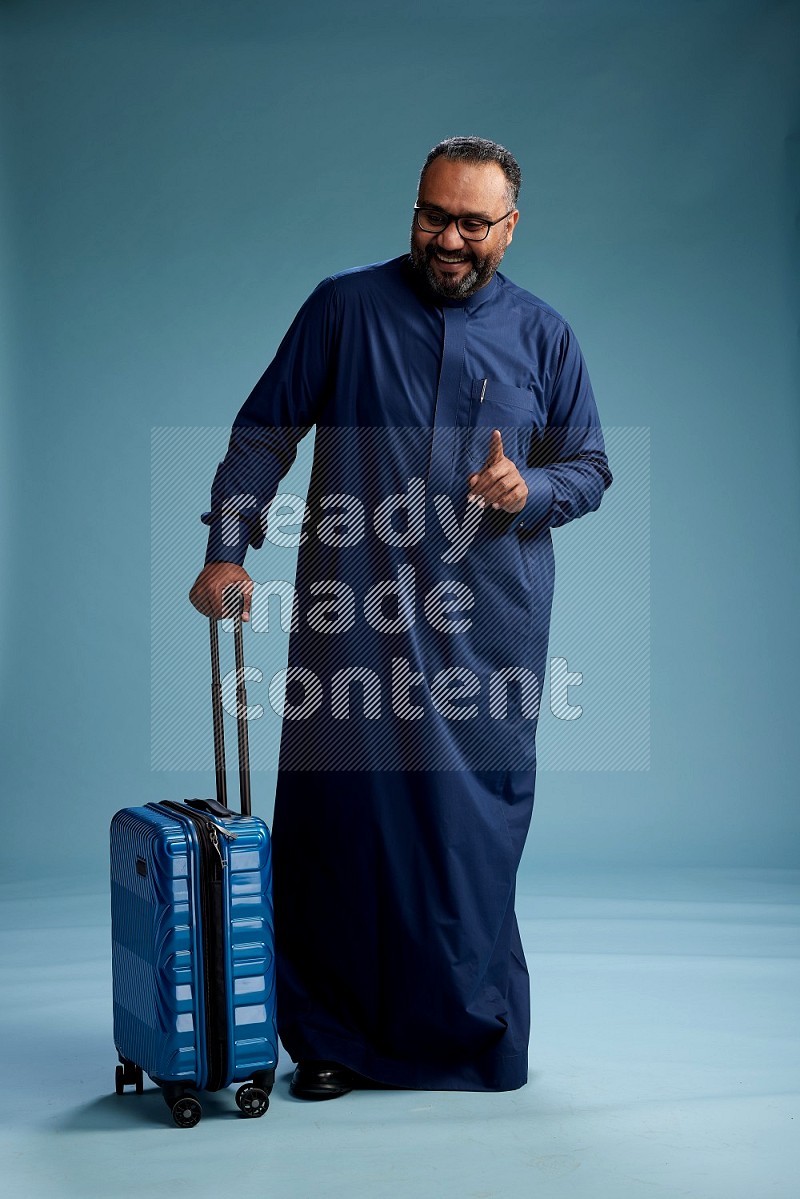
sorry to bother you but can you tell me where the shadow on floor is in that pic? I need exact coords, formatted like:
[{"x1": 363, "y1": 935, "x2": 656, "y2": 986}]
[{"x1": 57, "y1": 1085, "x2": 245, "y2": 1132}]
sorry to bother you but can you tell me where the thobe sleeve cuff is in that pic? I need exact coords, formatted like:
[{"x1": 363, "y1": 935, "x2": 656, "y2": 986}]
[
  {"x1": 202, "y1": 511, "x2": 258, "y2": 567},
  {"x1": 506, "y1": 467, "x2": 553, "y2": 534}
]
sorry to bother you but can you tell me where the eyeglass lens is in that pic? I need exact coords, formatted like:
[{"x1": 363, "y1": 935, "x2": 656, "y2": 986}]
[{"x1": 415, "y1": 208, "x2": 491, "y2": 241}]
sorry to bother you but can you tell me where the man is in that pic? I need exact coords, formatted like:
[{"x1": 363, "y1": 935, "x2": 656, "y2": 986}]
[{"x1": 190, "y1": 137, "x2": 612, "y2": 1098}]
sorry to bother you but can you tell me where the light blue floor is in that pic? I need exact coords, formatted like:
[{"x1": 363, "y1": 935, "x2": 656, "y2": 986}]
[{"x1": 1, "y1": 867, "x2": 797, "y2": 1199}]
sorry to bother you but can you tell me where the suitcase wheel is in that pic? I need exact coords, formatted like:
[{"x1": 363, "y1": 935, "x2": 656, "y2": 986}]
[
  {"x1": 171, "y1": 1094, "x2": 203, "y2": 1128},
  {"x1": 115, "y1": 1059, "x2": 144, "y2": 1096},
  {"x1": 235, "y1": 1084, "x2": 270, "y2": 1118}
]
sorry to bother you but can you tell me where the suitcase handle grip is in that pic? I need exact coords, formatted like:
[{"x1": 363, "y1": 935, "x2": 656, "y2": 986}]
[
  {"x1": 209, "y1": 588, "x2": 252, "y2": 817},
  {"x1": 185, "y1": 797, "x2": 237, "y2": 819}
]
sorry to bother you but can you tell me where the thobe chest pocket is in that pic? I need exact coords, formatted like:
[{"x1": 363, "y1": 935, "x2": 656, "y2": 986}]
[{"x1": 465, "y1": 378, "x2": 544, "y2": 469}]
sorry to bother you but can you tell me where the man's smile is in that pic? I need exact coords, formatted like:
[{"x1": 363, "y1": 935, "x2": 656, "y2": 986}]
[{"x1": 430, "y1": 248, "x2": 473, "y2": 271}]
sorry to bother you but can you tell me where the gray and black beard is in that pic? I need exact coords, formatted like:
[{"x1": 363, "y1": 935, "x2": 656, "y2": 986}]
[{"x1": 410, "y1": 238, "x2": 505, "y2": 299}]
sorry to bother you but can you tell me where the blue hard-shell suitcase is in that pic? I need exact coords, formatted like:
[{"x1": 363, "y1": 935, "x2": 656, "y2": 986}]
[{"x1": 110, "y1": 603, "x2": 277, "y2": 1127}]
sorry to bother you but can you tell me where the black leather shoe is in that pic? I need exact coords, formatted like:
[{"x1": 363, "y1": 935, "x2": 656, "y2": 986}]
[{"x1": 289, "y1": 1060, "x2": 358, "y2": 1100}]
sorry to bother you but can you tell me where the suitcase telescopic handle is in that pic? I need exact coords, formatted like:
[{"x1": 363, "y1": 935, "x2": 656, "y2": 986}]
[{"x1": 209, "y1": 587, "x2": 252, "y2": 817}]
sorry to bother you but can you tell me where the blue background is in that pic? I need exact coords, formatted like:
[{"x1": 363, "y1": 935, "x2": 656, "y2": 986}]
[{"x1": 2, "y1": 0, "x2": 798, "y2": 884}]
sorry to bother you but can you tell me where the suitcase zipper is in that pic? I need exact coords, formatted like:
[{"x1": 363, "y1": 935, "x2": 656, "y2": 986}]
[
  {"x1": 153, "y1": 802, "x2": 237, "y2": 1092},
  {"x1": 208, "y1": 822, "x2": 237, "y2": 872}
]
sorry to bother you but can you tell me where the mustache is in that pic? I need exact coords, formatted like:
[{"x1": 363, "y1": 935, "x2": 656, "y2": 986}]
[{"x1": 425, "y1": 245, "x2": 475, "y2": 264}]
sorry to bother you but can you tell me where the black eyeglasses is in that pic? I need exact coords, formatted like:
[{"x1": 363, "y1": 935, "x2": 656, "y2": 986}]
[{"x1": 413, "y1": 204, "x2": 515, "y2": 242}]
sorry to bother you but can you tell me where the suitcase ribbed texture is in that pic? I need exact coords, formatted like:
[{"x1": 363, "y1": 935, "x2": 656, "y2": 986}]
[{"x1": 111, "y1": 805, "x2": 203, "y2": 1085}]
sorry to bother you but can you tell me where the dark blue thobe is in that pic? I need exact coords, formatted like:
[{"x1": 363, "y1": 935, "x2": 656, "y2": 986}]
[{"x1": 202, "y1": 255, "x2": 612, "y2": 1090}]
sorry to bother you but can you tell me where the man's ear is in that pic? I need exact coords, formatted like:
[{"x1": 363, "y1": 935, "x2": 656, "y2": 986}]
[{"x1": 505, "y1": 210, "x2": 520, "y2": 246}]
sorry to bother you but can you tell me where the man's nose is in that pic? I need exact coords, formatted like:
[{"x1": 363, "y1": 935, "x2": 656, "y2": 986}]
[{"x1": 436, "y1": 220, "x2": 467, "y2": 250}]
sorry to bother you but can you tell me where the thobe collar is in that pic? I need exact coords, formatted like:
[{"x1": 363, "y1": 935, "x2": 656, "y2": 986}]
[{"x1": 401, "y1": 255, "x2": 502, "y2": 314}]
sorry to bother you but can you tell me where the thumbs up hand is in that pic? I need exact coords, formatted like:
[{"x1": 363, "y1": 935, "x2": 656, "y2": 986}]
[{"x1": 466, "y1": 430, "x2": 528, "y2": 514}]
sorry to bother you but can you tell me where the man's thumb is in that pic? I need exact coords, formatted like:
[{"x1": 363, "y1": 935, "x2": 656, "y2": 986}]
[{"x1": 241, "y1": 582, "x2": 253, "y2": 622}]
